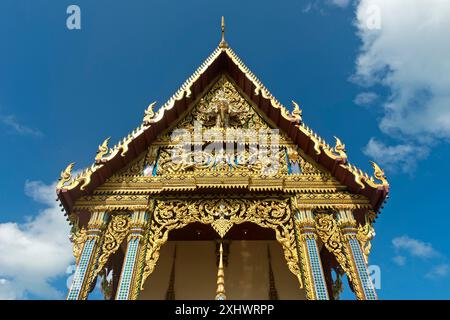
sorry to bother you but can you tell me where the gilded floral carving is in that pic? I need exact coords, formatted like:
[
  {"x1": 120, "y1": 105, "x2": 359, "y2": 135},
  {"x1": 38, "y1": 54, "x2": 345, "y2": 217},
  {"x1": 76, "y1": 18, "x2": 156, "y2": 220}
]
[{"x1": 140, "y1": 197, "x2": 303, "y2": 290}]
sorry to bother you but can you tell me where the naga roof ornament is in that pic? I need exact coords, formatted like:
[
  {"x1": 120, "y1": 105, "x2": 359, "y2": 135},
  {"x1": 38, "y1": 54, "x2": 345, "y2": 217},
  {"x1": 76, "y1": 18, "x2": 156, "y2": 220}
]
[{"x1": 56, "y1": 17, "x2": 389, "y2": 213}]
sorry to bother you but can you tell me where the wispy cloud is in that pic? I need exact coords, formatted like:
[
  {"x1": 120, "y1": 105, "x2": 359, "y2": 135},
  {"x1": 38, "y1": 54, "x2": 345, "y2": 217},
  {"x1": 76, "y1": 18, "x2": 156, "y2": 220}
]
[
  {"x1": 0, "y1": 114, "x2": 43, "y2": 137},
  {"x1": 392, "y1": 235, "x2": 439, "y2": 259},
  {"x1": 426, "y1": 264, "x2": 449, "y2": 279},
  {"x1": 354, "y1": 91, "x2": 378, "y2": 106},
  {"x1": 392, "y1": 255, "x2": 406, "y2": 266},
  {"x1": 302, "y1": 3, "x2": 313, "y2": 13},
  {"x1": 330, "y1": 0, "x2": 351, "y2": 8},
  {"x1": 0, "y1": 180, "x2": 72, "y2": 299},
  {"x1": 392, "y1": 235, "x2": 449, "y2": 280},
  {"x1": 353, "y1": 0, "x2": 450, "y2": 170},
  {"x1": 363, "y1": 138, "x2": 429, "y2": 173},
  {"x1": 302, "y1": 0, "x2": 352, "y2": 14}
]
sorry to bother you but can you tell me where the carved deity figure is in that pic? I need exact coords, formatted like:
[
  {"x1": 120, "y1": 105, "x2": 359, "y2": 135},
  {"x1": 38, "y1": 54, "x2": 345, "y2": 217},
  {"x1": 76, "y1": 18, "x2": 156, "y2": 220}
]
[
  {"x1": 214, "y1": 96, "x2": 231, "y2": 127},
  {"x1": 199, "y1": 90, "x2": 242, "y2": 128}
]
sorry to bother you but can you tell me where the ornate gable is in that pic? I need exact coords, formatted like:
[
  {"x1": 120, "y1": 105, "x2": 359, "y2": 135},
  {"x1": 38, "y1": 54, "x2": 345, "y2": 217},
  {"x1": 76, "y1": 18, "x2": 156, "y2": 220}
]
[
  {"x1": 62, "y1": 20, "x2": 386, "y2": 302},
  {"x1": 57, "y1": 32, "x2": 389, "y2": 217},
  {"x1": 107, "y1": 75, "x2": 331, "y2": 182}
]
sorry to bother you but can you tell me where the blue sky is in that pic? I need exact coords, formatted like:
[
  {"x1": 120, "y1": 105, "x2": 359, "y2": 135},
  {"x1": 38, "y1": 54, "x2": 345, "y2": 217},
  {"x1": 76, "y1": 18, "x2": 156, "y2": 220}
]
[{"x1": 1, "y1": 0, "x2": 450, "y2": 299}]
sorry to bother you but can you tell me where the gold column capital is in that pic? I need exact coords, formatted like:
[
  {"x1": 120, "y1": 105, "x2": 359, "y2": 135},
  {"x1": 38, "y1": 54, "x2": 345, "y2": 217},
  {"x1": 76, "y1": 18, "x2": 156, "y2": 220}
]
[
  {"x1": 128, "y1": 210, "x2": 149, "y2": 241},
  {"x1": 336, "y1": 209, "x2": 357, "y2": 233},
  {"x1": 294, "y1": 209, "x2": 317, "y2": 240},
  {"x1": 86, "y1": 211, "x2": 108, "y2": 236}
]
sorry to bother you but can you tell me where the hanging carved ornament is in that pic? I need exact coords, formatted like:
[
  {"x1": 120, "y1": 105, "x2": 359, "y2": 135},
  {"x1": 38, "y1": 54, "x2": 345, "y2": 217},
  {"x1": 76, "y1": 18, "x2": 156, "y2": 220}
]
[
  {"x1": 211, "y1": 219, "x2": 233, "y2": 238},
  {"x1": 140, "y1": 197, "x2": 302, "y2": 290},
  {"x1": 94, "y1": 215, "x2": 131, "y2": 277},
  {"x1": 70, "y1": 227, "x2": 87, "y2": 264},
  {"x1": 356, "y1": 222, "x2": 375, "y2": 262},
  {"x1": 315, "y1": 213, "x2": 353, "y2": 282},
  {"x1": 209, "y1": 199, "x2": 239, "y2": 237}
]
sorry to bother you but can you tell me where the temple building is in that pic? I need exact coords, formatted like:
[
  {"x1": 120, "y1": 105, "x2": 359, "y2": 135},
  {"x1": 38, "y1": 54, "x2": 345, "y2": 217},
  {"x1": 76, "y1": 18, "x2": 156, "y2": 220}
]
[{"x1": 58, "y1": 18, "x2": 389, "y2": 300}]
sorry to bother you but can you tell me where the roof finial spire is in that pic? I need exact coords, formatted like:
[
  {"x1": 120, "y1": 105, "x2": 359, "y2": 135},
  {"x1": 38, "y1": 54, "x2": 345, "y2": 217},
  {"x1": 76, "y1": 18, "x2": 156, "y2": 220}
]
[{"x1": 219, "y1": 16, "x2": 228, "y2": 48}]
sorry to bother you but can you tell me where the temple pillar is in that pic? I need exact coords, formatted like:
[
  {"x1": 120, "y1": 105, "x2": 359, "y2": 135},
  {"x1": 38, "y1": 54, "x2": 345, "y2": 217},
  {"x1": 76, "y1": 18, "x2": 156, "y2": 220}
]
[
  {"x1": 115, "y1": 211, "x2": 149, "y2": 300},
  {"x1": 294, "y1": 209, "x2": 329, "y2": 300},
  {"x1": 67, "y1": 211, "x2": 108, "y2": 300},
  {"x1": 337, "y1": 209, "x2": 377, "y2": 300}
]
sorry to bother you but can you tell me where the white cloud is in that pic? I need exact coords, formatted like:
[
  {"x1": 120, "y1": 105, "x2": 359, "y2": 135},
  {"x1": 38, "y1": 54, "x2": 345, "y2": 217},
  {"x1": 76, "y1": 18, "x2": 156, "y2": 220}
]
[
  {"x1": 331, "y1": 0, "x2": 351, "y2": 8},
  {"x1": 426, "y1": 264, "x2": 449, "y2": 279},
  {"x1": 363, "y1": 138, "x2": 429, "y2": 173},
  {"x1": 0, "y1": 180, "x2": 73, "y2": 299},
  {"x1": 302, "y1": 3, "x2": 313, "y2": 13},
  {"x1": 0, "y1": 114, "x2": 43, "y2": 137},
  {"x1": 392, "y1": 236, "x2": 450, "y2": 280},
  {"x1": 302, "y1": 0, "x2": 352, "y2": 14},
  {"x1": 354, "y1": 91, "x2": 378, "y2": 106},
  {"x1": 392, "y1": 255, "x2": 406, "y2": 266},
  {"x1": 392, "y1": 235, "x2": 439, "y2": 259},
  {"x1": 353, "y1": 0, "x2": 450, "y2": 168}
]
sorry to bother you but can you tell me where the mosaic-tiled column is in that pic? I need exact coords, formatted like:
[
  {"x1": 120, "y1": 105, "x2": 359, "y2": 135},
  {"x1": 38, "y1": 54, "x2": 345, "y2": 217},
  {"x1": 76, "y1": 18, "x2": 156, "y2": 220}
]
[
  {"x1": 337, "y1": 209, "x2": 377, "y2": 300},
  {"x1": 294, "y1": 209, "x2": 329, "y2": 300},
  {"x1": 115, "y1": 211, "x2": 149, "y2": 300},
  {"x1": 67, "y1": 211, "x2": 108, "y2": 300}
]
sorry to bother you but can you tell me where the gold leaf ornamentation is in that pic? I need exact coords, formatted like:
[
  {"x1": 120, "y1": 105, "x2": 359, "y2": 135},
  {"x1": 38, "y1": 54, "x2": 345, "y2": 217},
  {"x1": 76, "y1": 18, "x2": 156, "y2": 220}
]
[
  {"x1": 356, "y1": 222, "x2": 375, "y2": 262},
  {"x1": 294, "y1": 225, "x2": 316, "y2": 299},
  {"x1": 70, "y1": 227, "x2": 87, "y2": 264},
  {"x1": 95, "y1": 137, "x2": 111, "y2": 162},
  {"x1": 143, "y1": 101, "x2": 157, "y2": 125},
  {"x1": 140, "y1": 197, "x2": 302, "y2": 291},
  {"x1": 94, "y1": 215, "x2": 131, "y2": 277},
  {"x1": 315, "y1": 213, "x2": 352, "y2": 282},
  {"x1": 291, "y1": 100, "x2": 302, "y2": 122},
  {"x1": 366, "y1": 161, "x2": 389, "y2": 188},
  {"x1": 57, "y1": 162, "x2": 75, "y2": 190},
  {"x1": 211, "y1": 218, "x2": 234, "y2": 238},
  {"x1": 333, "y1": 136, "x2": 347, "y2": 160}
]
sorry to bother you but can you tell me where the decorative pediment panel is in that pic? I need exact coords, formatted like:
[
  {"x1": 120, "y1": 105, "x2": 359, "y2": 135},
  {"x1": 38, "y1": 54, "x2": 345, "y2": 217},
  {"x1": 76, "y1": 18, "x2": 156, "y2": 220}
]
[
  {"x1": 58, "y1": 41, "x2": 388, "y2": 215},
  {"x1": 169, "y1": 75, "x2": 273, "y2": 131},
  {"x1": 105, "y1": 75, "x2": 339, "y2": 185}
]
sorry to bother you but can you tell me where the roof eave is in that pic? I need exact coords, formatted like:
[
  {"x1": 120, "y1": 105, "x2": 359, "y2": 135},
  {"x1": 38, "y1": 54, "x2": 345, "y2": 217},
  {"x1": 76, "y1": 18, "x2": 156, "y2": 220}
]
[{"x1": 56, "y1": 45, "x2": 389, "y2": 213}]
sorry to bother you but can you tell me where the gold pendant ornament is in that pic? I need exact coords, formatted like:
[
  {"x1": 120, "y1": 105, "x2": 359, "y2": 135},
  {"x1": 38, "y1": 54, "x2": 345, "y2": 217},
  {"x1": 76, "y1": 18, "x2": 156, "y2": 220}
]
[{"x1": 215, "y1": 243, "x2": 226, "y2": 300}]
